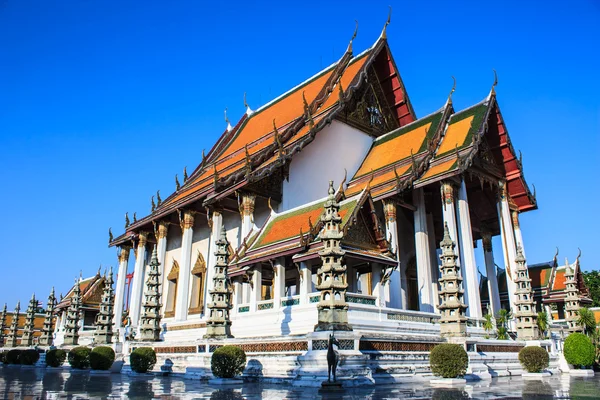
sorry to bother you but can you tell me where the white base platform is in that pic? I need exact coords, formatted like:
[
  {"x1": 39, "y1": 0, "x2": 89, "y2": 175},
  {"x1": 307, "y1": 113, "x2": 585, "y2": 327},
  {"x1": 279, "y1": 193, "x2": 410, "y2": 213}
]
[
  {"x1": 430, "y1": 378, "x2": 467, "y2": 386},
  {"x1": 523, "y1": 372, "x2": 551, "y2": 379},
  {"x1": 569, "y1": 369, "x2": 595, "y2": 377},
  {"x1": 208, "y1": 378, "x2": 244, "y2": 385}
]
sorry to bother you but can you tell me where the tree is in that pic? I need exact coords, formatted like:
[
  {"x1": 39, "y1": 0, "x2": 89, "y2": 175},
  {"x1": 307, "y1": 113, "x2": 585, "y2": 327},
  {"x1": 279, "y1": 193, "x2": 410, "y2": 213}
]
[
  {"x1": 577, "y1": 308, "x2": 597, "y2": 337},
  {"x1": 483, "y1": 313, "x2": 495, "y2": 338},
  {"x1": 537, "y1": 310, "x2": 549, "y2": 338},
  {"x1": 496, "y1": 308, "x2": 512, "y2": 340},
  {"x1": 582, "y1": 271, "x2": 600, "y2": 308}
]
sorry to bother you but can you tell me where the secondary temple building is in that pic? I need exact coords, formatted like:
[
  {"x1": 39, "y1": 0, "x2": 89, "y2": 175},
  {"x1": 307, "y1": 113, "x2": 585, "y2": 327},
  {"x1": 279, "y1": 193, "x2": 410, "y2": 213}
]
[{"x1": 107, "y1": 25, "x2": 538, "y2": 344}]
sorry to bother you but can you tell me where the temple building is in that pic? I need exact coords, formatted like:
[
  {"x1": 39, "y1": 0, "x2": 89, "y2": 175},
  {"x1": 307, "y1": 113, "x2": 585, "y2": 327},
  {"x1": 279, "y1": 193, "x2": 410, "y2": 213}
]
[{"x1": 108, "y1": 25, "x2": 538, "y2": 345}]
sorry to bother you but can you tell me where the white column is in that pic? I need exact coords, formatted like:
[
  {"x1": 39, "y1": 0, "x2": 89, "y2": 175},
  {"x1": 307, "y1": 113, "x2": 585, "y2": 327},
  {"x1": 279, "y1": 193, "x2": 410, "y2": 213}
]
[
  {"x1": 299, "y1": 262, "x2": 312, "y2": 304},
  {"x1": 240, "y1": 193, "x2": 256, "y2": 240},
  {"x1": 204, "y1": 210, "x2": 223, "y2": 312},
  {"x1": 113, "y1": 245, "x2": 131, "y2": 331},
  {"x1": 440, "y1": 181, "x2": 467, "y2": 309},
  {"x1": 371, "y1": 264, "x2": 385, "y2": 307},
  {"x1": 60, "y1": 311, "x2": 66, "y2": 330},
  {"x1": 233, "y1": 281, "x2": 242, "y2": 315},
  {"x1": 383, "y1": 200, "x2": 402, "y2": 309},
  {"x1": 155, "y1": 221, "x2": 168, "y2": 316},
  {"x1": 426, "y1": 213, "x2": 440, "y2": 313},
  {"x1": 498, "y1": 182, "x2": 518, "y2": 311},
  {"x1": 250, "y1": 266, "x2": 262, "y2": 312},
  {"x1": 129, "y1": 232, "x2": 148, "y2": 328},
  {"x1": 273, "y1": 258, "x2": 285, "y2": 310},
  {"x1": 457, "y1": 178, "x2": 483, "y2": 319},
  {"x1": 242, "y1": 281, "x2": 250, "y2": 305},
  {"x1": 413, "y1": 188, "x2": 434, "y2": 312},
  {"x1": 482, "y1": 233, "x2": 501, "y2": 317},
  {"x1": 512, "y1": 211, "x2": 527, "y2": 259},
  {"x1": 175, "y1": 211, "x2": 194, "y2": 321}
]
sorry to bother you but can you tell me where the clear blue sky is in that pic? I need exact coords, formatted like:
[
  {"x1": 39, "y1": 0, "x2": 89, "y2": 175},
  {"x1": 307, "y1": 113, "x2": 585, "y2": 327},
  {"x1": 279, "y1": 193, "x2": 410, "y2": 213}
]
[{"x1": 1, "y1": 1, "x2": 598, "y2": 307}]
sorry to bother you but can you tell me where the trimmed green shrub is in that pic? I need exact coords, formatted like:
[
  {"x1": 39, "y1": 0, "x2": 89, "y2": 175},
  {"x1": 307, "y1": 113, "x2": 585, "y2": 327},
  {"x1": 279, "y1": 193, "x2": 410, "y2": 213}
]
[
  {"x1": 130, "y1": 347, "x2": 156, "y2": 373},
  {"x1": 46, "y1": 349, "x2": 67, "y2": 367},
  {"x1": 68, "y1": 346, "x2": 91, "y2": 369},
  {"x1": 429, "y1": 344, "x2": 469, "y2": 379},
  {"x1": 90, "y1": 346, "x2": 115, "y2": 371},
  {"x1": 211, "y1": 346, "x2": 247, "y2": 379},
  {"x1": 5, "y1": 349, "x2": 22, "y2": 365},
  {"x1": 20, "y1": 349, "x2": 40, "y2": 365},
  {"x1": 519, "y1": 346, "x2": 549, "y2": 373},
  {"x1": 564, "y1": 333, "x2": 595, "y2": 369}
]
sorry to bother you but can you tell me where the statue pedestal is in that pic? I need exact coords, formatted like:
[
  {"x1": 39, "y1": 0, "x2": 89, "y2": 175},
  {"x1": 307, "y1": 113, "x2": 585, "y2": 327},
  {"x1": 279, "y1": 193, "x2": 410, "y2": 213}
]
[{"x1": 320, "y1": 381, "x2": 343, "y2": 390}]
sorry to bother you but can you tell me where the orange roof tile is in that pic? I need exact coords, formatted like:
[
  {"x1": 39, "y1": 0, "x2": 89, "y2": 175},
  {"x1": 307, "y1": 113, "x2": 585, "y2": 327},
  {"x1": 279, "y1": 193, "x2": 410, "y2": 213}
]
[
  {"x1": 436, "y1": 115, "x2": 474, "y2": 155},
  {"x1": 418, "y1": 157, "x2": 458, "y2": 181},
  {"x1": 553, "y1": 270, "x2": 566, "y2": 291}
]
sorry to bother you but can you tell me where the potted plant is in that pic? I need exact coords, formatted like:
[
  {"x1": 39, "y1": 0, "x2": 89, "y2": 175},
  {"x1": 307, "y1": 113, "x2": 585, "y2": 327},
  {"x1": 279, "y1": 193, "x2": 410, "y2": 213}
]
[
  {"x1": 210, "y1": 345, "x2": 247, "y2": 384},
  {"x1": 429, "y1": 343, "x2": 469, "y2": 386},
  {"x1": 519, "y1": 346, "x2": 550, "y2": 378}
]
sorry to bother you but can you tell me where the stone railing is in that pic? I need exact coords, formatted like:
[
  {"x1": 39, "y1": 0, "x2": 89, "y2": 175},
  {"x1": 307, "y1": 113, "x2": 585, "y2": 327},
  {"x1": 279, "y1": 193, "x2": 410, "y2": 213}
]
[
  {"x1": 386, "y1": 309, "x2": 440, "y2": 324},
  {"x1": 257, "y1": 299, "x2": 274, "y2": 311},
  {"x1": 346, "y1": 292, "x2": 377, "y2": 306}
]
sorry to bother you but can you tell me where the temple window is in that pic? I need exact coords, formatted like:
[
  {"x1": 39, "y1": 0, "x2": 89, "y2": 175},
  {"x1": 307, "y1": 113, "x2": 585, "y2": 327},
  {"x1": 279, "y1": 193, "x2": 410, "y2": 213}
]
[
  {"x1": 189, "y1": 251, "x2": 206, "y2": 315},
  {"x1": 165, "y1": 259, "x2": 179, "y2": 318}
]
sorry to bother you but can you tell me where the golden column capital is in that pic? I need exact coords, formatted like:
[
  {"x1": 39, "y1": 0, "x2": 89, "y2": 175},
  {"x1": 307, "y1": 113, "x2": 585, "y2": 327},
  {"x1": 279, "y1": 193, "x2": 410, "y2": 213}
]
[
  {"x1": 481, "y1": 232, "x2": 493, "y2": 253},
  {"x1": 156, "y1": 220, "x2": 169, "y2": 239},
  {"x1": 382, "y1": 200, "x2": 397, "y2": 223},
  {"x1": 179, "y1": 210, "x2": 196, "y2": 231},
  {"x1": 511, "y1": 210, "x2": 520, "y2": 228},
  {"x1": 440, "y1": 181, "x2": 455, "y2": 205},
  {"x1": 239, "y1": 192, "x2": 257, "y2": 218},
  {"x1": 137, "y1": 231, "x2": 149, "y2": 248},
  {"x1": 117, "y1": 245, "x2": 131, "y2": 264}
]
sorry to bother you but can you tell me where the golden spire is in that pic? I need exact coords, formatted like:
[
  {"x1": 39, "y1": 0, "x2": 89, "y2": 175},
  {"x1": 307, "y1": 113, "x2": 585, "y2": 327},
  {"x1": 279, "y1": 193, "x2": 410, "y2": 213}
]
[
  {"x1": 347, "y1": 20, "x2": 358, "y2": 53},
  {"x1": 381, "y1": 6, "x2": 392, "y2": 39},
  {"x1": 490, "y1": 69, "x2": 498, "y2": 97},
  {"x1": 244, "y1": 92, "x2": 253, "y2": 115},
  {"x1": 224, "y1": 108, "x2": 232, "y2": 132},
  {"x1": 337, "y1": 168, "x2": 347, "y2": 195},
  {"x1": 447, "y1": 76, "x2": 456, "y2": 106}
]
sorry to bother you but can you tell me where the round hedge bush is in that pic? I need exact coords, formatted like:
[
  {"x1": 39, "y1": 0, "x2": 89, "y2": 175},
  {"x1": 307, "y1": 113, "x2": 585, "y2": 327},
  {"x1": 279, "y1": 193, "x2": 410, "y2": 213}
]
[
  {"x1": 46, "y1": 349, "x2": 67, "y2": 367},
  {"x1": 68, "y1": 346, "x2": 92, "y2": 369},
  {"x1": 5, "y1": 349, "x2": 22, "y2": 365},
  {"x1": 519, "y1": 346, "x2": 549, "y2": 373},
  {"x1": 130, "y1": 347, "x2": 156, "y2": 373},
  {"x1": 211, "y1": 346, "x2": 247, "y2": 379},
  {"x1": 20, "y1": 349, "x2": 40, "y2": 365},
  {"x1": 429, "y1": 344, "x2": 469, "y2": 379},
  {"x1": 90, "y1": 346, "x2": 115, "y2": 371},
  {"x1": 564, "y1": 333, "x2": 595, "y2": 369}
]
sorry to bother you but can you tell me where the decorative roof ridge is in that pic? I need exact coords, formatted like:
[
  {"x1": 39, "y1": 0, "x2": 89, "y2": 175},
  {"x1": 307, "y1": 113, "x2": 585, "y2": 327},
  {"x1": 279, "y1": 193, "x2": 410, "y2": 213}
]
[
  {"x1": 448, "y1": 96, "x2": 490, "y2": 120},
  {"x1": 372, "y1": 102, "x2": 447, "y2": 144}
]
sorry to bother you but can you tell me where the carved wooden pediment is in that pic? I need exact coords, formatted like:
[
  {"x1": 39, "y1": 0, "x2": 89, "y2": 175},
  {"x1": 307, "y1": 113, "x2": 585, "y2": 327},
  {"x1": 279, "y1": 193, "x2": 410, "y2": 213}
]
[
  {"x1": 191, "y1": 251, "x2": 206, "y2": 276},
  {"x1": 168, "y1": 259, "x2": 180, "y2": 282}
]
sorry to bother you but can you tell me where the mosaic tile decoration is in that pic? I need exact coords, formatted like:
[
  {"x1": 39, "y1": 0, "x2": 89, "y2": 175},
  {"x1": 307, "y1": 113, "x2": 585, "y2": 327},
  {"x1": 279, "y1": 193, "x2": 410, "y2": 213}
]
[
  {"x1": 346, "y1": 294, "x2": 376, "y2": 306},
  {"x1": 309, "y1": 295, "x2": 320, "y2": 303},
  {"x1": 281, "y1": 298, "x2": 300, "y2": 307},
  {"x1": 238, "y1": 306, "x2": 250, "y2": 313},
  {"x1": 154, "y1": 346, "x2": 196, "y2": 354},
  {"x1": 258, "y1": 302, "x2": 274, "y2": 310},
  {"x1": 477, "y1": 344, "x2": 525, "y2": 353},
  {"x1": 359, "y1": 340, "x2": 436, "y2": 352},
  {"x1": 166, "y1": 323, "x2": 207, "y2": 331},
  {"x1": 387, "y1": 313, "x2": 437, "y2": 324}
]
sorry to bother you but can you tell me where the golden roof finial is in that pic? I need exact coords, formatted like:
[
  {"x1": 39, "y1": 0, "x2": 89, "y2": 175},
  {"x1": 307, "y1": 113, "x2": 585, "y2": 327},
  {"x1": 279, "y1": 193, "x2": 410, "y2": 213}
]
[
  {"x1": 381, "y1": 6, "x2": 392, "y2": 39},
  {"x1": 447, "y1": 76, "x2": 456, "y2": 105},
  {"x1": 338, "y1": 80, "x2": 345, "y2": 103},
  {"x1": 338, "y1": 168, "x2": 347, "y2": 194},
  {"x1": 491, "y1": 69, "x2": 498, "y2": 96},
  {"x1": 267, "y1": 197, "x2": 274, "y2": 213},
  {"x1": 244, "y1": 92, "x2": 253, "y2": 115},
  {"x1": 347, "y1": 20, "x2": 358, "y2": 53},
  {"x1": 302, "y1": 91, "x2": 315, "y2": 129},
  {"x1": 365, "y1": 170, "x2": 375, "y2": 192}
]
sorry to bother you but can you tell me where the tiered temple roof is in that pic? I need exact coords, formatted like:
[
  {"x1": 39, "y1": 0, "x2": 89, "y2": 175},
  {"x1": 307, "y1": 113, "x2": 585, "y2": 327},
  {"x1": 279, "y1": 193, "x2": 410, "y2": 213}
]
[{"x1": 55, "y1": 272, "x2": 105, "y2": 312}]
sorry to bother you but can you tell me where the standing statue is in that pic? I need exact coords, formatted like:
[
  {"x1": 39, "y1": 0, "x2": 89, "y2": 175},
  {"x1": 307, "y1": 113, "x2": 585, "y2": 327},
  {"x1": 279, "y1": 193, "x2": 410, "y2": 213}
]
[{"x1": 327, "y1": 333, "x2": 340, "y2": 382}]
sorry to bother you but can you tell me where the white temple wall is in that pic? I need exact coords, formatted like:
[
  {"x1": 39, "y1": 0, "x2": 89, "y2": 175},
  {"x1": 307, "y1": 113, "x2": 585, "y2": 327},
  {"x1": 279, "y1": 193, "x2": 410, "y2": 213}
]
[
  {"x1": 163, "y1": 226, "x2": 183, "y2": 319},
  {"x1": 222, "y1": 211, "x2": 242, "y2": 249},
  {"x1": 253, "y1": 199, "x2": 271, "y2": 232},
  {"x1": 282, "y1": 120, "x2": 373, "y2": 211}
]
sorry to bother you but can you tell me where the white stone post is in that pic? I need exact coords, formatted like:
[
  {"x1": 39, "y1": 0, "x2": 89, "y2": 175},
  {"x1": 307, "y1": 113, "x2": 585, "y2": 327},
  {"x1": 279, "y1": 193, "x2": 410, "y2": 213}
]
[
  {"x1": 175, "y1": 211, "x2": 194, "y2": 321},
  {"x1": 204, "y1": 210, "x2": 223, "y2": 312},
  {"x1": 457, "y1": 178, "x2": 483, "y2": 319},
  {"x1": 482, "y1": 233, "x2": 501, "y2": 317},
  {"x1": 250, "y1": 266, "x2": 262, "y2": 312},
  {"x1": 413, "y1": 188, "x2": 434, "y2": 312},
  {"x1": 440, "y1": 181, "x2": 467, "y2": 308},
  {"x1": 113, "y1": 245, "x2": 131, "y2": 331},
  {"x1": 240, "y1": 193, "x2": 256, "y2": 240},
  {"x1": 129, "y1": 232, "x2": 148, "y2": 328},
  {"x1": 273, "y1": 258, "x2": 285, "y2": 310},
  {"x1": 299, "y1": 262, "x2": 312, "y2": 304},
  {"x1": 242, "y1": 282, "x2": 250, "y2": 305},
  {"x1": 383, "y1": 200, "x2": 402, "y2": 309},
  {"x1": 232, "y1": 281, "x2": 242, "y2": 315},
  {"x1": 497, "y1": 182, "x2": 518, "y2": 311}
]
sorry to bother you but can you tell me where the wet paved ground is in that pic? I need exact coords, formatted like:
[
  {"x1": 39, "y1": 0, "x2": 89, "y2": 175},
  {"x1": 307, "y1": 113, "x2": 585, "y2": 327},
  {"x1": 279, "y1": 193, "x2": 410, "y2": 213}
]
[{"x1": 1, "y1": 366, "x2": 600, "y2": 399}]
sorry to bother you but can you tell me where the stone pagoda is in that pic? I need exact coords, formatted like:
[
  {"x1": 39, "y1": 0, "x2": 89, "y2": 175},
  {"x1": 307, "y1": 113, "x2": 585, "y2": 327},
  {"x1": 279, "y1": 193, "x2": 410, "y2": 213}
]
[
  {"x1": 94, "y1": 268, "x2": 116, "y2": 344},
  {"x1": 63, "y1": 277, "x2": 82, "y2": 346},
  {"x1": 39, "y1": 288, "x2": 57, "y2": 346},
  {"x1": 204, "y1": 226, "x2": 233, "y2": 339},
  {"x1": 314, "y1": 181, "x2": 352, "y2": 332},
  {"x1": 0, "y1": 303, "x2": 7, "y2": 347},
  {"x1": 21, "y1": 294, "x2": 38, "y2": 347},
  {"x1": 564, "y1": 258, "x2": 583, "y2": 333},
  {"x1": 6, "y1": 302, "x2": 20, "y2": 347},
  {"x1": 437, "y1": 223, "x2": 468, "y2": 337},
  {"x1": 513, "y1": 246, "x2": 539, "y2": 340},
  {"x1": 140, "y1": 246, "x2": 162, "y2": 341}
]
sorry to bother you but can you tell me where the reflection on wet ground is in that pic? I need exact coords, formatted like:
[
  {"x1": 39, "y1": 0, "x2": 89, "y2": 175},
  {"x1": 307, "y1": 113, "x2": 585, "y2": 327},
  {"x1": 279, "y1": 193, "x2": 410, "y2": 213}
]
[{"x1": 1, "y1": 367, "x2": 600, "y2": 399}]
